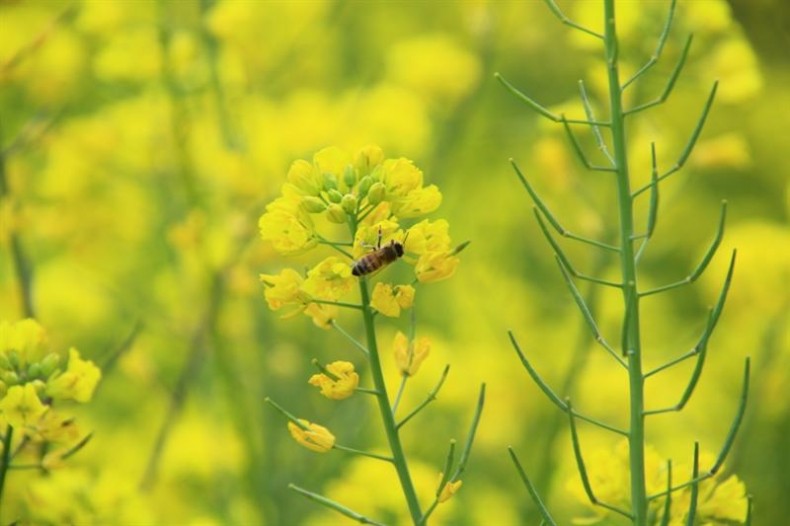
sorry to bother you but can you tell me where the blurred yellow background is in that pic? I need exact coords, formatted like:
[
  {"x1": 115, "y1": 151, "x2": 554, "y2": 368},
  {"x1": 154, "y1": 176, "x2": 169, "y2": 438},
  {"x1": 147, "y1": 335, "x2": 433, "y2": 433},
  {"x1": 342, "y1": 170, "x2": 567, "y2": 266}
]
[{"x1": 1, "y1": 0, "x2": 787, "y2": 524}]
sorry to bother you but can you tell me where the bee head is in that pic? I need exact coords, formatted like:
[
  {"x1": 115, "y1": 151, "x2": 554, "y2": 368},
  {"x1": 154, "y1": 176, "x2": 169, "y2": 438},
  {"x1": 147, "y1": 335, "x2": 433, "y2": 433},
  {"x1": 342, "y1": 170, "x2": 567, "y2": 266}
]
[{"x1": 393, "y1": 242, "x2": 405, "y2": 257}]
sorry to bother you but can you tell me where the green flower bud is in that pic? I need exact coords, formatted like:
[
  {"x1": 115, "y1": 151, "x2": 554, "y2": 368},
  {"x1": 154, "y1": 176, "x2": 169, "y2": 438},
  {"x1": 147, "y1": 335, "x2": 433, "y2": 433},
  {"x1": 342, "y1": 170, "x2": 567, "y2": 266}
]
[
  {"x1": 357, "y1": 176, "x2": 373, "y2": 197},
  {"x1": 0, "y1": 353, "x2": 11, "y2": 370},
  {"x1": 322, "y1": 173, "x2": 339, "y2": 192},
  {"x1": 1, "y1": 370, "x2": 19, "y2": 386},
  {"x1": 341, "y1": 194, "x2": 358, "y2": 214},
  {"x1": 40, "y1": 353, "x2": 61, "y2": 377},
  {"x1": 0, "y1": 381, "x2": 7, "y2": 398},
  {"x1": 27, "y1": 362, "x2": 42, "y2": 380},
  {"x1": 301, "y1": 196, "x2": 327, "y2": 213},
  {"x1": 6, "y1": 350, "x2": 21, "y2": 370},
  {"x1": 326, "y1": 204, "x2": 347, "y2": 224},
  {"x1": 327, "y1": 189, "x2": 344, "y2": 203},
  {"x1": 343, "y1": 165, "x2": 357, "y2": 188},
  {"x1": 367, "y1": 182, "x2": 386, "y2": 205}
]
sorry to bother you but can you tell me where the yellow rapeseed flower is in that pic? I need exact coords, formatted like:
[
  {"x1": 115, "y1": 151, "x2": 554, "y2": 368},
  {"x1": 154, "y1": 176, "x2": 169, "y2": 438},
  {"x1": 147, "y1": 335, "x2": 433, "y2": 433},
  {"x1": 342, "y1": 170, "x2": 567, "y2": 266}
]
[
  {"x1": 393, "y1": 331, "x2": 430, "y2": 377},
  {"x1": 0, "y1": 318, "x2": 49, "y2": 364},
  {"x1": 381, "y1": 157, "x2": 424, "y2": 197},
  {"x1": 415, "y1": 251, "x2": 460, "y2": 283},
  {"x1": 406, "y1": 219, "x2": 452, "y2": 254},
  {"x1": 285, "y1": 158, "x2": 323, "y2": 196},
  {"x1": 46, "y1": 348, "x2": 102, "y2": 403},
  {"x1": 287, "y1": 419, "x2": 336, "y2": 453},
  {"x1": 392, "y1": 184, "x2": 442, "y2": 218},
  {"x1": 371, "y1": 283, "x2": 415, "y2": 318},
  {"x1": 308, "y1": 361, "x2": 359, "y2": 400},
  {"x1": 0, "y1": 383, "x2": 47, "y2": 428},
  {"x1": 31, "y1": 409, "x2": 80, "y2": 444},
  {"x1": 258, "y1": 195, "x2": 316, "y2": 255},
  {"x1": 260, "y1": 268, "x2": 309, "y2": 312},
  {"x1": 303, "y1": 257, "x2": 355, "y2": 300},
  {"x1": 304, "y1": 303, "x2": 338, "y2": 330},
  {"x1": 437, "y1": 476, "x2": 463, "y2": 503},
  {"x1": 696, "y1": 474, "x2": 748, "y2": 522}
]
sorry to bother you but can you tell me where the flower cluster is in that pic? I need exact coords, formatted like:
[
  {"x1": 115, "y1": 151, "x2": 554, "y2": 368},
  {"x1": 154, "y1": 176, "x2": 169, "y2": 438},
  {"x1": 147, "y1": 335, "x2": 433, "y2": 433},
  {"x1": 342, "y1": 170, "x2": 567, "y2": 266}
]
[
  {"x1": 0, "y1": 319, "x2": 101, "y2": 465},
  {"x1": 567, "y1": 439, "x2": 749, "y2": 525},
  {"x1": 259, "y1": 145, "x2": 462, "y2": 328}
]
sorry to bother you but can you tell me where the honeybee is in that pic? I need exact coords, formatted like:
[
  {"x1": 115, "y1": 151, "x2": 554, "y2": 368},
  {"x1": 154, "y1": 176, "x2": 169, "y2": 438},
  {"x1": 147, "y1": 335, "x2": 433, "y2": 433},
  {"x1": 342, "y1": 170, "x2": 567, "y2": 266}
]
[{"x1": 352, "y1": 229, "x2": 406, "y2": 276}]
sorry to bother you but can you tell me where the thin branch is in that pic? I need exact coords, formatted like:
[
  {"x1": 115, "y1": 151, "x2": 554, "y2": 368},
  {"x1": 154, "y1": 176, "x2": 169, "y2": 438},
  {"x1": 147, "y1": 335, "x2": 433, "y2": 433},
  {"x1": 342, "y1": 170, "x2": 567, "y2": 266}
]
[
  {"x1": 509, "y1": 332, "x2": 628, "y2": 435},
  {"x1": 495, "y1": 74, "x2": 609, "y2": 126},
  {"x1": 561, "y1": 117, "x2": 618, "y2": 173},
  {"x1": 645, "y1": 251, "x2": 736, "y2": 411},
  {"x1": 566, "y1": 399, "x2": 633, "y2": 519},
  {"x1": 685, "y1": 443, "x2": 700, "y2": 526},
  {"x1": 648, "y1": 358, "x2": 751, "y2": 502},
  {"x1": 333, "y1": 444, "x2": 394, "y2": 463},
  {"x1": 289, "y1": 484, "x2": 387, "y2": 526},
  {"x1": 644, "y1": 250, "x2": 736, "y2": 379},
  {"x1": 709, "y1": 357, "x2": 750, "y2": 474},
  {"x1": 543, "y1": 0, "x2": 604, "y2": 39},
  {"x1": 396, "y1": 365, "x2": 451, "y2": 430},
  {"x1": 452, "y1": 383, "x2": 486, "y2": 480},
  {"x1": 578, "y1": 80, "x2": 615, "y2": 166},
  {"x1": 330, "y1": 321, "x2": 369, "y2": 356},
  {"x1": 658, "y1": 460, "x2": 673, "y2": 526},
  {"x1": 632, "y1": 80, "x2": 718, "y2": 197},
  {"x1": 640, "y1": 201, "x2": 727, "y2": 297},
  {"x1": 634, "y1": 142, "x2": 660, "y2": 263},
  {"x1": 621, "y1": 0, "x2": 678, "y2": 91},
  {"x1": 554, "y1": 256, "x2": 627, "y2": 367},
  {"x1": 511, "y1": 159, "x2": 619, "y2": 250},
  {"x1": 509, "y1": 447, "x2": 558, "y2": 526},
  {"x1": 625, "y1": 34, "x2": 694, "y2": 116},
  {"x1": 534, "y1": 210, "x2": 623, "y2": 288},
  {"x1": 310, "y1": 298, "x2": 363, "y2": 310}
]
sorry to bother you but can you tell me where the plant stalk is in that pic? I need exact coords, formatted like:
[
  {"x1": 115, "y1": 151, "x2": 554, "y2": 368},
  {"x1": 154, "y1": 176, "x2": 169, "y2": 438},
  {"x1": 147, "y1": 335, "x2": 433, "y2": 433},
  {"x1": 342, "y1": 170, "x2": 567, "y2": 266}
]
[
  {"x1": 0, "y1": 426, "x2": 13, "y2": 507},
  {"x1": 358, "y1": 277, "x2": 423, "y2": 524},
  {"x1": 603, "y1": 1, "x2": 648, "y2": 523}
]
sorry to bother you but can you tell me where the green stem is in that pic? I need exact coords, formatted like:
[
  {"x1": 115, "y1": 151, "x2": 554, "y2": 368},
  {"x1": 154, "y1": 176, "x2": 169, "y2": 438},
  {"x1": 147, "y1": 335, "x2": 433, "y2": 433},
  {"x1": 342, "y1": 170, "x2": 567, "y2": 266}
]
[
  {"x1": 603, "y1": 1, "x2": 647, "y2": 523},
  {"x1": 358, "y1": 277, "x2": 423, "y2": 524},
  {"x1": 0, "y1": 426, "x2": 13, "y2": 506}
]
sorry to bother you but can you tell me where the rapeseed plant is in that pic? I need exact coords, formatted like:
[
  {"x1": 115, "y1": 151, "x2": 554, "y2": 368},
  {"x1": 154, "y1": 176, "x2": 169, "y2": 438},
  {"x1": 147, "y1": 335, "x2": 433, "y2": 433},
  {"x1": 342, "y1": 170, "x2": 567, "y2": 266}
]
[
  {"x1": 0, "y1": 319, "x2": 101, "y2": 521},
  {"x1": 259, "y1": 145, "x2": 482, "y2": 525},
  {"x1": 498, "y1": 1, "x2": 752, "y2": 524}
]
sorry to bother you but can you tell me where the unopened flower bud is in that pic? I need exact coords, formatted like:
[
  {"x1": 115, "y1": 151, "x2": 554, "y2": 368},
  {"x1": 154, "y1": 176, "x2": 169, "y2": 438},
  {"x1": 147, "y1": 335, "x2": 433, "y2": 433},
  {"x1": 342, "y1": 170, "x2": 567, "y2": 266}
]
[
  {"x1": 301, "y1": 196, "x2": 327, "y2": 213},
  {"x1": 326, "y1": 204, "x2": 347, "y2": 224},
  {"x1": 343, "y1": 165, "x2": 357, "y2": 187},
  {"x1": 327, "y1": 189, "x2": 344, "y2": 203},
  {"x1": 27, "y1": 363, "x2": 42, "y2": 380},
  {"x1": 341, "y1": 194, "x2": 358, "y2": 214},
  {"x1": 7, "y1": 350, "x2": 21, "y2": 370},
  {"x1": 322, "y1": 173, "x2": 338, "y2": 192},
  {"x1": 357, "y1": 176, "x2": 373, "y2": 197},
  {"x1": 1, "y1": 371, "x2": 19, "y2": 386},
  {"x1": 367, "y1": 182, "x2": 386, "y2": 205},
  {"x1": 40, "y1": 353, "x2": 61, "y2": 377}
]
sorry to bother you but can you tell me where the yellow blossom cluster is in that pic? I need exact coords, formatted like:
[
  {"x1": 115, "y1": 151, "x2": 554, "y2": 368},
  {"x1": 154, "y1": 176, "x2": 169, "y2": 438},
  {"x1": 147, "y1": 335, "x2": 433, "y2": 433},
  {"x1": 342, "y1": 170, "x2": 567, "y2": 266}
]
[
  {"x1": 259, "y1": 145, "x2": 462, "y2": 327},
  {"x1": 568, "y1": 439, "x2": 749, "y2": 525},
  {"x1": 0, "y1": 319, "x2": 101, "y2": 456}
]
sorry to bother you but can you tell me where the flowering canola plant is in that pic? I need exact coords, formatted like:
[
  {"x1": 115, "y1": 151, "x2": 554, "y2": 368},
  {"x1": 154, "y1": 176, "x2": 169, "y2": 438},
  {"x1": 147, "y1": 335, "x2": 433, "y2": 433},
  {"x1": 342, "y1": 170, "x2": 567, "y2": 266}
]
[
  {"x1": 259, "y1": 145, "x2": 461, "y2": 327},
  {"x1": 258, "y1": 145, "x2": 482, "y2": 525},
  {"x1": 0, "y1": 319, "x2": 102, "y2": 518}
]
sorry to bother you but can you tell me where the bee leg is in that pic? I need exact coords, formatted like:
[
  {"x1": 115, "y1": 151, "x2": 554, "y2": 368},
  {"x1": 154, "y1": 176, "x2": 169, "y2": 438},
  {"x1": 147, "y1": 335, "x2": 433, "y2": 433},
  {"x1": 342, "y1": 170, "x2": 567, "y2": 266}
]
[{"x1": 376, "y1": 226, "x2": 383, "y2": 250}]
